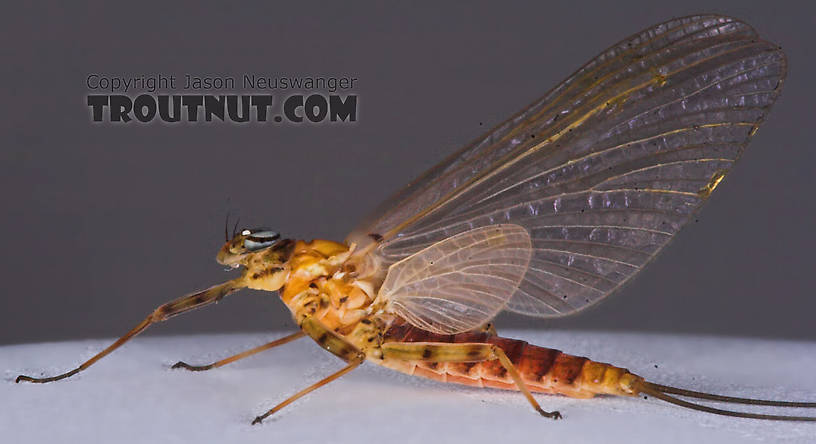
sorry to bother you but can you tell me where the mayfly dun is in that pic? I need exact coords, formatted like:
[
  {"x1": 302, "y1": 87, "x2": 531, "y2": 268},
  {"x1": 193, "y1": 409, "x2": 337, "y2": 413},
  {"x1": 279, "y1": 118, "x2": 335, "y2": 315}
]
[{"x1": 16, "y1": 15, "x2": 816, "y2": 424}]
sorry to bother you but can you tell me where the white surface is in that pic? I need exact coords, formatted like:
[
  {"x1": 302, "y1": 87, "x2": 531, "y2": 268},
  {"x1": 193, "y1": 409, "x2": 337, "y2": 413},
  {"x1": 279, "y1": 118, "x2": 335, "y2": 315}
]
[{"x1": 3, "y1": 331, "x2": 816, "y2": 444}]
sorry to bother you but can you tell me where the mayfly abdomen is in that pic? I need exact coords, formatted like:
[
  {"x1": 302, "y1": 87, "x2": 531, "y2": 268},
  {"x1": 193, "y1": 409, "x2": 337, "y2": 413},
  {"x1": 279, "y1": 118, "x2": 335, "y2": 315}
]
[{"x1": 379, "y1": 320, "x2": 641, "y2": 399}]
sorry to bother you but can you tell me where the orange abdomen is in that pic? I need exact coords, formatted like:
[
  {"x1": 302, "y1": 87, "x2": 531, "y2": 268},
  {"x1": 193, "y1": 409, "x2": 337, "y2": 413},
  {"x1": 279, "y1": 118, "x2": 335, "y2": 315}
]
[{"x1": 381, "y1": 322, "x2": 642, "y2": 398}]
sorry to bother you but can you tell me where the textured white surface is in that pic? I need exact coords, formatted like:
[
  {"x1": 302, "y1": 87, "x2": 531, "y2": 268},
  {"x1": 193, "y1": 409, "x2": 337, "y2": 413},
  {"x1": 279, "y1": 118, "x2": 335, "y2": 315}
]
[{"x1": 3, "y1": 331, "x2": 816, "y2": 444}]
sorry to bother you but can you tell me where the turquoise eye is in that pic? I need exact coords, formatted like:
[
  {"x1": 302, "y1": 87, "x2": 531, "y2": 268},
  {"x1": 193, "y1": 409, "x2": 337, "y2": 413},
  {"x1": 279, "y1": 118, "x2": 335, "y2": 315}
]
[{"x1": 243, "y1": 229, "x2": 281, "y2": 252}]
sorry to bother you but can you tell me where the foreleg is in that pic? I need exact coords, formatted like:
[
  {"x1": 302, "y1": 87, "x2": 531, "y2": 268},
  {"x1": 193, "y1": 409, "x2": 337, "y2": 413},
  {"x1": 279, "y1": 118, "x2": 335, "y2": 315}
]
[{"x1": 16, "y1": 279, "x2": 244, "y2": 383}]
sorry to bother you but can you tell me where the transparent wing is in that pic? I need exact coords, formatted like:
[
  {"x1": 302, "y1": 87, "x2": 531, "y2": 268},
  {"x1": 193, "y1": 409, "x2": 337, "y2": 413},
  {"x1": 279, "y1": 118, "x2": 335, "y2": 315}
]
[
  {"x1": 378, "y1": 225, "x2": 532, "y2": 334},
  {"x1": 348, "y1": 15, "x2": 787, "y2": 318}
]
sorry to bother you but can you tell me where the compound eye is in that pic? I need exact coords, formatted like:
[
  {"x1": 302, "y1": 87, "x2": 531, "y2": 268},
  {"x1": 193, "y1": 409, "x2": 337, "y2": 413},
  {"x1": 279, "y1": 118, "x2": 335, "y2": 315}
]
[{"x1": 243, "y1": 228, "x2": 280, "y2": 252}]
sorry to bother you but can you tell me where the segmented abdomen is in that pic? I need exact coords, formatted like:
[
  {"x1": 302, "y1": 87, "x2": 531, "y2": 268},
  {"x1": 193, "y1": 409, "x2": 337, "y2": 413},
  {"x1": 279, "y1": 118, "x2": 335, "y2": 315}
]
[{"x1": 380, "y1": 322, "x2": 641, "y2": 398}]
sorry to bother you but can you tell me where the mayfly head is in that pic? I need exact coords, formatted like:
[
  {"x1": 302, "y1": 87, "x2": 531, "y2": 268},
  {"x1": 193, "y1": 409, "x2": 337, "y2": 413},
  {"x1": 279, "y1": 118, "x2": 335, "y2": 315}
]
[
  {"x1": 217, "y1": 227, "x2": 283, "y2": 267},
  {"x1": 217, "y1": 227, "x2": 295, "y2": 291}
]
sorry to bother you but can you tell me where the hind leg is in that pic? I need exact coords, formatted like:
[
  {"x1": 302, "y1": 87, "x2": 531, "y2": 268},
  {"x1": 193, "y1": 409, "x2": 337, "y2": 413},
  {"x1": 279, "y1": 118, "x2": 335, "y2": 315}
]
[{"x1": 381, "y1": 341, "x2": 561, "y2": 419}]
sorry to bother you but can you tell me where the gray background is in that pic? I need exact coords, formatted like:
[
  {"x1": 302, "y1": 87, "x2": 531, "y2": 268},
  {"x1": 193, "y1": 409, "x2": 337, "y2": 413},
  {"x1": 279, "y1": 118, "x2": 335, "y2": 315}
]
[{"x1": 1, "y1": 1, "x2": 813, "y2": 345}]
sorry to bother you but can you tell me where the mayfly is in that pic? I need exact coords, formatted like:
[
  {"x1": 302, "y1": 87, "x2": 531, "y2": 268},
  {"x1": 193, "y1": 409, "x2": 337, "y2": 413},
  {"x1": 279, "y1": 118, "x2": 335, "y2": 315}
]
[{"x1": 17, "y1": 14, "x2": 816, "y2": 424}]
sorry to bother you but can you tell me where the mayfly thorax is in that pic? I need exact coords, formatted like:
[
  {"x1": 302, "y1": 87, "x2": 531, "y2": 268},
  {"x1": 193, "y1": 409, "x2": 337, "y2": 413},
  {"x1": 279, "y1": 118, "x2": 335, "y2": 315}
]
[{"x1": 16, "y1": 14, "x2": 816, "y2": 424}]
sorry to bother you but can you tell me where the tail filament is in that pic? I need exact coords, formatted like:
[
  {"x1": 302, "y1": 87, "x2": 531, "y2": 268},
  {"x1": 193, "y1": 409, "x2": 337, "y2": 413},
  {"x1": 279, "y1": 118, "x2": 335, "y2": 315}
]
[{"x1": 638, "y1": 381, "x2": 816, "y2": 421}]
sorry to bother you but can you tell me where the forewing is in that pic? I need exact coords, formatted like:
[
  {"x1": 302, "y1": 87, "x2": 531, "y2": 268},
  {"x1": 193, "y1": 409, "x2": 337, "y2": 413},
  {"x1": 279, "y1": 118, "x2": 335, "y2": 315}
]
[
  {"x1": 349, "y1": 15, "x2": 786, "y2": 318},
  {"x1": 378, "y1": 225, "x2": 532, "y2": 334}
]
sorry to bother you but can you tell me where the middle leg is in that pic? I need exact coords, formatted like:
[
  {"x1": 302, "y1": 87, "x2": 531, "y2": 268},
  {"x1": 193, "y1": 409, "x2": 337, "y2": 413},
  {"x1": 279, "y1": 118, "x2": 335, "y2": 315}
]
[
  {"x1": 252, "y1": 355, "x2": 363, "y2": 425},
  {"x1": 252, "y1": 317, "x2": 365, "y2": 424},
  {"x1": 172, "y1": 331, "x2": 305, "y2": 371}
]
